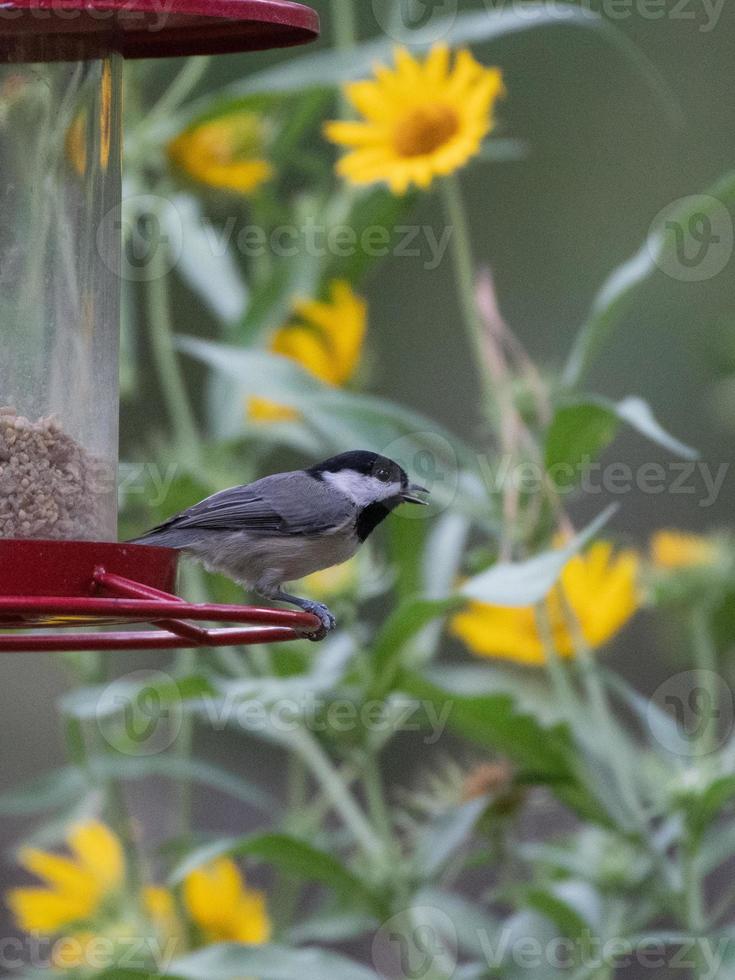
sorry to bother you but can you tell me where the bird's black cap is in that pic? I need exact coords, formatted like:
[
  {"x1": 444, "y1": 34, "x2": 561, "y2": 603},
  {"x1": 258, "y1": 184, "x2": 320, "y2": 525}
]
[{"x1": 308, "y1": 450, "x2": 408, "y2": 487}]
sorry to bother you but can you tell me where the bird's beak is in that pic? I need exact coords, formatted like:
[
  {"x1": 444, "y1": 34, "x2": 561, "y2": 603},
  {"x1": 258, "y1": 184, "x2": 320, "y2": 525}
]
[{"x1": 402, "y1": 484, "x2": 430, "y2": 505}]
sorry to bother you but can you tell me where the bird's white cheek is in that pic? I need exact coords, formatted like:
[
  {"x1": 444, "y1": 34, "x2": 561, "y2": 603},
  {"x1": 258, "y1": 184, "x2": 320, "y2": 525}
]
[{"x1": 322, "y1": 470, "x2": 398, "y2": 507}]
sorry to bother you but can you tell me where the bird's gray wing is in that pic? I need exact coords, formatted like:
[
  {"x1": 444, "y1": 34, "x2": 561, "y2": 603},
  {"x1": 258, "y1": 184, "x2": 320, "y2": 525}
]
[{"x1": 140, "y1": 471, "x2": 353, "y2": 538}]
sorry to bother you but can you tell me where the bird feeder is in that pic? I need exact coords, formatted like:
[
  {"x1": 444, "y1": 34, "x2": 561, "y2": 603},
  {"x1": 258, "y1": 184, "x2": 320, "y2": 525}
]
[{"x1": 0, "y1": 0, "x2": 321, "y2": 650}]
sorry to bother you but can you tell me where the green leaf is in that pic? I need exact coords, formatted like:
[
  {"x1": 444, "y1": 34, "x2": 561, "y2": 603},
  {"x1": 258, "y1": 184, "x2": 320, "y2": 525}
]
[
  {"x1": 698, "y1": 819, "x2": 735, "y2": 875},
  {"x1": 232, "y1": 191, "x2": 326, "y2": 346},
  {"x1": 413, "y1": 888, "x2": 499, "y2": 960},
  {"x1": 387, "y1": 505, "x2": 431, "y2": 601},
  {"x1": 369, "y1": 596, "x2": 462, "y2": 700},
  {"x1": 686, "y1": 775, "x2": 735, "y2": 842},
  {"x1": 564, "y1": 171, "x2": 735, "y2": 385},
  {"x1": 399, "y1": 671, "x2": 569, "y2": 780},
  {"x1": 195, "y1": 5, "x2": 675, "y2": 130},
  {"x1": 460, "y1": 506, "x2": 617, "y2": 605},
  {"x1": 169, "y1": 833, "x2": 382, "y2": 914},
  {"x1": 524, "y1": 890, "x2": 589, "y2": 941},
  {"x1": 423, "y1": 664, "x2": 565, "y2": 728},
  {"x1": 287, "y1": 911, "x2": 378, "y2": 945},
  {"x1": 87, "y1": 755, "x2": 277, "y2": 815},
  {"x1": 165, "y1": 194, "x2": 247, "y2": 324},
  {"x1": 546, "y1": 397, "x2": 698, "y2": 488},
  {"x1": 414, "y1": 796, "x2": 490, "y2": 878},
  {"x1": 199, "y1": 634, "x2": 358, "y2": 731},
  {"x1": 603, "y1": 669, "x2": 683, "y2": 765},
  {"x1": 545, "y1": 403, "x2": 619, "y2": 489},
  {"x1": 169, "y1": 943, "x2": 382, "y2": 980},
  {"x1": 423, "y1": 512, "x2": 471, "y2": 599},
  {"x1": 399, "y1": 671, "x2": 607, "y2": 824},
  {"x1": 612, "y1": 396, "x2": 698, "y2": 459},
  {"x1": 323, "y1": 185, "x2": 419, "y2": 284},
  {"x1": 59, "y1": 673, "x2": 216, "y2": 722},
  {"x1": 0, "y1": 766, "x2": 86, "y2": 816},
  {"x1": 494, "y1": 910, "x2": 568, "y2": 979}
]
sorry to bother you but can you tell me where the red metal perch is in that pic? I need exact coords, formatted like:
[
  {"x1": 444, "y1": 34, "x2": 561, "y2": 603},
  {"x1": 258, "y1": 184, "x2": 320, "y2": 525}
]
[{"x1": 0, "y1": 540, "x2": 320, "y2": 651}]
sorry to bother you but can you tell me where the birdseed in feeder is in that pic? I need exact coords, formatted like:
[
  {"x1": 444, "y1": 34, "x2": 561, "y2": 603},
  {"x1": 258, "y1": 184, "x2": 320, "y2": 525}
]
[{"x1": 0, "y1": 407, "x2": 108, "y2": 541}]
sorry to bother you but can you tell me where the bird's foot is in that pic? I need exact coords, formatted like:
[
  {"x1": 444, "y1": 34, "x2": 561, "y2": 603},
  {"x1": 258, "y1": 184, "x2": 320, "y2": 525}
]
[{"x1": 300, "y1": 600, "x2": 337, "y2": 641}]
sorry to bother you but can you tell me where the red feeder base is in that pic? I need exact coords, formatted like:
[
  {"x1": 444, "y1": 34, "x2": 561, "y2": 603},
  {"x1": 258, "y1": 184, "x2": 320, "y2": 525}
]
[{"x1": 0, "y1": 539, "x2": 321, "y2": 651}]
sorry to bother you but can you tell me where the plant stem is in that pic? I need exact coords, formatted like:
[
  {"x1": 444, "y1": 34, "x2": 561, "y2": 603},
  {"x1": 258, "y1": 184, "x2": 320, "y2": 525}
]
[
  {"x1": 690, "y1": 605, "x2": 719, "y2": 760},
  {"x1": 64, "y1": 712, "x2": 145, "y2": 892},
  {"x1": 561, "y1": 596, "x2": 645, "y2": 826},
  {"x1": 147, "y1": 56, "x2": 211, "y2": 123},
  {"x1": 144, "y1": 215, "x2": 202, "y2": 463},
  {"x1": 362, "y1": 751, "x2": 395, "y2": 853},
  {"x1": 440, "y1": 175, "x2": 496, "y2": 412},
  {"x1": 535, "y1": 600, "x2": 578, "y2": 713},
  {"x1": 330, "y1": 0, "x2": 358, "y2": 51},
  {"x1": 144, "y1": 215, "x2": 206, "y2": 841},
  {"x1": 330, "y1": 0, "x2": 358, "y2": 119},
  {"x1": 291, "y1": 728, "x2": 385, "y2": 861},
  {"x1": 683, "y1": 843, "x2": 708, "y2": 978},
  {"x1": 272, "y1": 755, "x2": 309, "y2": 930}
]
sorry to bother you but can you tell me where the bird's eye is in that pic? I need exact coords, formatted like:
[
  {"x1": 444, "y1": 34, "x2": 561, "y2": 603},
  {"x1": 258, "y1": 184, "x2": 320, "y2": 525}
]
[{"x1": 376, "y1": 468, "x2": 390, "y2": 482}]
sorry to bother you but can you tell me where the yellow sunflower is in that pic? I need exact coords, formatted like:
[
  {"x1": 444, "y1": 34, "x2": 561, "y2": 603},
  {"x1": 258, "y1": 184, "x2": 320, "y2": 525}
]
[
  {"x1": 650, "y1": 530, "x2": 719, "y2": 570},
  {"x1": 451, "y1": 541, "x2": 640, "y2": 666},
  {"x1": 249, "y1": 279, "x2": 367, "y2": 422},
  {"x1": 183, "y1": 858, "x2": 271, "y2": 945},
  {"x1": 168, "y1": 111, "x2": 272, "y2": 195},
  {"x1": 6, "y1": 821, "x2": 125, "y2": 934},
  {"x1": 324, "y1": 44, "x2": 504, "y2": 195}
]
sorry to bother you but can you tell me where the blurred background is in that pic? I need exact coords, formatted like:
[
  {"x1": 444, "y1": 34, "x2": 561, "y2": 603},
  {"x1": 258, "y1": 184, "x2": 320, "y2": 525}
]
[{"x1": 1, "y1": 0, "x2": 734, "y2": 971}]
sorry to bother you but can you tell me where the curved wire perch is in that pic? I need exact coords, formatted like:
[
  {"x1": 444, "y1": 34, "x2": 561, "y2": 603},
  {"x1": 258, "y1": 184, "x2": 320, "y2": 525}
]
[{"x1": 0, "y1": 569, "x2": 321, "y2": 652}]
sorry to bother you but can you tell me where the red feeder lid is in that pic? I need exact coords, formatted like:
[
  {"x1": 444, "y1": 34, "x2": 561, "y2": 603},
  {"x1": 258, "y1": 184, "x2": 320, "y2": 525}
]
[{"x1": 0, "y1": 0, "x2": 319, "y2": 61}]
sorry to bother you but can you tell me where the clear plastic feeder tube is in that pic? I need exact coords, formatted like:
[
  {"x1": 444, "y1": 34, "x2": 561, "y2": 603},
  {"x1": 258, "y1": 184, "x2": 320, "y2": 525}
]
[{"x1": 0, "y1": 50, "x2": 122, "y2": 541}]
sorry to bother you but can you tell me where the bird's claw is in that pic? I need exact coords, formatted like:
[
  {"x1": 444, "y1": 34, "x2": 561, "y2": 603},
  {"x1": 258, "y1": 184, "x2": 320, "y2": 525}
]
[{"x1": 302, "y1": 601, "x2": 336, "y2": 642}]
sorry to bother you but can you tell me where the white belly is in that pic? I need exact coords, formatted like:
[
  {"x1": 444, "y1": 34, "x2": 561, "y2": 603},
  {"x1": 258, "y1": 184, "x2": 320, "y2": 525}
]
[{"x1": 184, "y1": 529, "x2": 360, "y2": 591}]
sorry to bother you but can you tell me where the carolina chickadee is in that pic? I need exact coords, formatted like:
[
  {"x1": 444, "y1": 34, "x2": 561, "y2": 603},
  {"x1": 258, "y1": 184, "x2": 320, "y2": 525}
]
[{"x1": 132, "y1": 450, "x2": 429, "y2": 636}]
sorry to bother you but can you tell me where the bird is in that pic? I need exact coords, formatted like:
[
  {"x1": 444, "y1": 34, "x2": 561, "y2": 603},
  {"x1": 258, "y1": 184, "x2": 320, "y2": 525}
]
[{"x1": 131, "y1": 450, "x2": 429, "y2": 637}]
